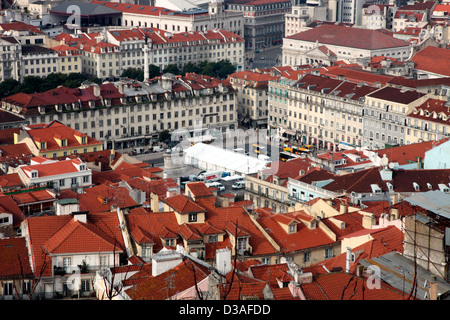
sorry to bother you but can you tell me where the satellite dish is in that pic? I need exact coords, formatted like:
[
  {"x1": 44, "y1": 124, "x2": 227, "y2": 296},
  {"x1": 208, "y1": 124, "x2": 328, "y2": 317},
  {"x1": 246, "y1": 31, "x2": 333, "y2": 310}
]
[{"x1": 388, "y1": 162, "x2": 395, "y2": 169}]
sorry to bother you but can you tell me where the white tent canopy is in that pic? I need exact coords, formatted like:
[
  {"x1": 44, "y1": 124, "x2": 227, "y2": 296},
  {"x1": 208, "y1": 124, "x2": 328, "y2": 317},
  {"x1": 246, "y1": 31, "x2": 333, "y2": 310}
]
[{"x1": 183, "y1": 143, "x2": 269, "y2": 175}]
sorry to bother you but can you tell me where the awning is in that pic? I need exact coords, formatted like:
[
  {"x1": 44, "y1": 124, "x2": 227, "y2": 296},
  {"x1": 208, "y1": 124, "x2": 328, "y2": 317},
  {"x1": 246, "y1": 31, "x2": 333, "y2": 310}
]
[{"x1": 285, "y1": 129, "x2": 296, "y2": 136}]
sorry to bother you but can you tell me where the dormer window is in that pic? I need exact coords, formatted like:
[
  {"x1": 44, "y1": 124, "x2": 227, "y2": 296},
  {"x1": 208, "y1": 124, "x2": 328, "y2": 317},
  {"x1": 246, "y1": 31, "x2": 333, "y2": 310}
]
[
  {"x1": 40, "y1": 142, "x2": 46, "y2": 149},
  {"x1": 208, "y1": 235, "x2": 218, "y2": 243},
  {"x1": 80, "y1": 164, "x2": 85, "y2": 171},
  {"x1": 165, "y1": 238, "x2": 176, "y2": 247},
  {"x1": 188, "y1": 213, "x2": 197, "y2": 222},
  {"x1": 289, "y1": 224, "x2": 296, "y2": 233},
  {"x1": 61, "y1": 139, "x2": 67, "y2": 147},
  {"x1": 31, "y1": 171, "x2": 38, "y2": 178}
]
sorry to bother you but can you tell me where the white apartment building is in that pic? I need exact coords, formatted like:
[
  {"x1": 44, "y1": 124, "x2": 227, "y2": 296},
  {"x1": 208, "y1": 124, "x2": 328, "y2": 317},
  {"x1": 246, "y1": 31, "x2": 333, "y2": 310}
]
[
  {"x1": 362, "y1": 86, "x2": 430, "y2": 149},
  {"x1": 282, "y1": 24, "x2": 412, "y2": 67},
  {"x1": 1, "y1": 73, "x2": 238, "y2": 151},
  {"x1": 0, "y1": 36, "x2": 22, "y2": 82},
  {"x1": 268, "y1": 73, "x2": 379, "y2": 151},
  {"x1": 15, "y1": 157, "x2": 92, "y2": 193},
  {"x1": 107, "y1": 27, "x2": 245, "y2": 73},
  {"x1": 284, "y1": 4, "x2": 327, "y2": 37},
  {"x1": 92, "y1": 0, "x2": 244, "y2": 37},
  {"x1": 22, "y1": 45, "x2": 59, "y2": 79}
]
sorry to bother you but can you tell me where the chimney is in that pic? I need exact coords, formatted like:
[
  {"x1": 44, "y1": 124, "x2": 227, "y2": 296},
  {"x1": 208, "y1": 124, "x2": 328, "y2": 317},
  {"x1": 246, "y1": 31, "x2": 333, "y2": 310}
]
[
  {"x1": 72, "y1": 211, "x2": 88, "y2": 223},
  {"x1": 390, "y1": 207, "x2": 399, "y2": 220},
  {"x1": 215, "y1": 248, "x2": 232, "y2": 276},
  {"x1": 340, "y1": 203, "x2": 347, "y2": 214},
  {"x1": 429, "y1": 276, "x2": 438, "y2": 300},
  {"x1": 356, "y1": 264, "x2": 365, "y2": 278},
  {"x1": 150, "y1": 192, "x2": 160, "y2": 212},
  {"x1": 345, "y1": 247, "x2": 352, "y2": 273},
  {"x1": 166, "y1": 187, "x2": 177, "y2": 198},
  {"x1": 362, "y1": 213, "x2": 374, "y2": 229},
  {"x1": 92, "y1": 84, "x2": 101, "y2": 97},
  {"x1": 151, "y1": 247, "x2": 183, "y2": 277}
]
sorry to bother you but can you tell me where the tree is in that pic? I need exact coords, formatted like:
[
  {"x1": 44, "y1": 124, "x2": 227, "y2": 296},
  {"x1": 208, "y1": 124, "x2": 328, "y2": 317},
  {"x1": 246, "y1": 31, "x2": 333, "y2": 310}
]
[
  {"x1": 21, "y1": 76, "x2": 43, "y2": 93},
  {"x1": 162, "y1": 64, "x2": 180, "y2": 75},
  {"x1": 216, "y1": 59, "x2": 236, "y2": 79},
  {"x1": 158, "y1": 129, "x2": 171, "y2": 143},
  {"x1": 182, "y1": 62, "x2": 200, "y2": 75},
  {"x1": 0, "y1": 78, "x2": 21, "y2": 99},
  {"x1": 148, "y1": 64, "x2": 161, "y2": 79},
  {"x1": 121, "y1": 68, "x2": 144, "y2": 81}
]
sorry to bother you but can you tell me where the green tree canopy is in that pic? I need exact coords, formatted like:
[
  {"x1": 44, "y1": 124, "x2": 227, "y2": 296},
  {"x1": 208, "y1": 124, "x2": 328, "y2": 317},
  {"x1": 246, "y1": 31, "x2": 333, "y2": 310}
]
[
  {"x1": 148, "y1": 64, "x2": 161, "y2": 79},
  {"x1": 162, "y1": 64, "x2": 180, "y2": 75},
  {"x1": 121, "y1": 68, "x2": 144, "y2": 81}
]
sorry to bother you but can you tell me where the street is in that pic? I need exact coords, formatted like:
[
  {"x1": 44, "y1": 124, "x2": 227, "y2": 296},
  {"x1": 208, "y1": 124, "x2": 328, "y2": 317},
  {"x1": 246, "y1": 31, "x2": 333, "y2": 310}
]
[{"x1": 250, "y1": 46, "x2": 282, "y2": 69}]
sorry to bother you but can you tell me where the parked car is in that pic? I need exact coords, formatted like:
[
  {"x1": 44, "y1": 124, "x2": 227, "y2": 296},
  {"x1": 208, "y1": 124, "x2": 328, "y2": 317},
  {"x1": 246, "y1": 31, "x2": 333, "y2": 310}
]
[
  {"x1": 205, "y1": 182, "x2": 226, "y2": 191},
  {"x1": 231, "y1": 181, "x2": 245, "y2": 189}
]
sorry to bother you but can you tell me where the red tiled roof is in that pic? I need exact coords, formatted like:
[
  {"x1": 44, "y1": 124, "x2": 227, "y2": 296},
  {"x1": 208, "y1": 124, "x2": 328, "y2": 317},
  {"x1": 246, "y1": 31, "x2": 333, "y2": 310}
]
[
  {"x1": 286, "y1": 24, "x2": 410, "y2": 50},
  {"x1": 186, "y1": 181, "x2": 214, "y2": 198},
  {"x1": 0, "y1": 173, "x2": 25, "y2": 190},
  {"x1": 164, "y1": 194, "x2": 206, "y2": 214},
  {"x1": 25, "y1": 212, "x2": 124, "y2": 277},
  {"x1": 367, "y1": 86, "x2": 426, "y2": 104},
  {"x1": 20, "y1": 158, "x2": 85, "y2": 178},
  {"x1": 398, "y1": 1, "x2": 436, "y2": 12},
  {"x1": 309, "y1": 226, "x2": 403, "y2": 277},
  {"x1": 124, "y1": 258, "x2": 211, "y2": 300},
  {"x1": 0, "y1": 237, "x2": 33, "y2": 279},
  {"x1": 323, "y1": 66, "x2": 394, "y2": 86},
  {"x1": 256, "y1": 211, "x2": 335, "y2": 253},
  {"x1": 43, "y1": 218, "x2": 122, "y2": 254},
  {"x1": 0, "y1": 194, "x2": 25, "y2": 228},
  {"x1": 22, "y1": 120, "x2": 102, "y2": 151},
  {"x1": 409, "y1": 98, "x2": 450, "y2": 126},
  {"x1": 249, "y1": 263, "x2": 293, "y2": 287},
  {"x1": 375, "y1": 138, "x2": 449, "y2": 165},
  {"x1": 300, "y1": 271, "x2": 405, "y2": 300},
  {"x1": 77, "y1": 184, "x2": 139, "y2": 212},
  {"x1": 9, "y1": 189, "x2": 55, "y2": 205},
  {"x1": 411, "y1": 46, "x2": 450, "y2": 77},
  {"x1": 0, "y1": 21, "x2": 44, "y2": 34}
]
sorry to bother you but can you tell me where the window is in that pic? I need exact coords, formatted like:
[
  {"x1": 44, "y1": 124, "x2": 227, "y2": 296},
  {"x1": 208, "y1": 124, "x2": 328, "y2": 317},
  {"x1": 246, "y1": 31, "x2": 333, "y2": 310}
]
[
  {"x1": 99, "y1": 255, "x2": 108, "y2": 269},
  {"x1": 237, "y1": 237, "x2": 247, "y2": 255},
  {"x1": 289, "y1": 224, "x2": 296, "y2": 233},
  {"x1": 63, "y1": 257, "x2": 71, "y2": 273},
  {"x1": 0, "y1": 216, "x2": 9, "y2": 224},
  {"x1": 188, "y1": 213, "x2": 197, "y2": 222},
  {"x1": 304, "y1": 251, "x2": 311, "y2": 263},
  {"x1": 325, "y1": 247, "x2": 333, "y2": 259},
  {"x1": 208, "y1": 235, "x2": 218, "y2": 243},
  {"x1": 3, "y1": 282, "x2": 13, "y2": 296},
  {"x1": 59, "y1": 179, "x2": 65, "y2": 187},
  {"x1": 81, "y1": 279, "x2": 90, "y2": 292}
]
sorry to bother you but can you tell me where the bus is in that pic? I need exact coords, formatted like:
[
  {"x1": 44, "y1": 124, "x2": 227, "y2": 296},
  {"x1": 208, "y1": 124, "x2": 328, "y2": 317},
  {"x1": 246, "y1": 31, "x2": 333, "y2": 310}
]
[
  {"x1": 251, "y1": 144, "x2": 267, "y2": 155},
  {"x1": 283, "y1": 144, "x2": 313, "y2": 155},
  {"x1": 279, "y1": 151, "x2": 301, "y2": 162}
]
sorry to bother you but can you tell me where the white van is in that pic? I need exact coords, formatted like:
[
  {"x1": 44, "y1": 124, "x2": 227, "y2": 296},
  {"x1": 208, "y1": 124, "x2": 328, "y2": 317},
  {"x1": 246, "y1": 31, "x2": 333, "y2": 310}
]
[
  {"x1": 232, "y1": 181, "x2": 246, "y2": 189},
  {"x1": 205, "y1": 182, "x2": 225, "y2": 191}
]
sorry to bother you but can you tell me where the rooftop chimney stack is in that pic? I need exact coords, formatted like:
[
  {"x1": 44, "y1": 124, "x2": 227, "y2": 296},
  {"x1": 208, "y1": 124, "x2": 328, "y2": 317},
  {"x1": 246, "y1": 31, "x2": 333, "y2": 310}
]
[
  {"x1": 429, "y1": 276, "x2": 438, "y2": 300},
  {"x1": 72, "y1": 211, "x2": 88, "y2": 223},
  {"x1": 345, "y1": 247, "x2": 351, "y2": 273}
]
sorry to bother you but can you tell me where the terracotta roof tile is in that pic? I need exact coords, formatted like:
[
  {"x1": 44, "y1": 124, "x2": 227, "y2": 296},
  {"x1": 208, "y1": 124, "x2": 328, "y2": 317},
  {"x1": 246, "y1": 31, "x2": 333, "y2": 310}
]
[
  {"x1": 287, "y1": 24, "x2": 410, "y2": 50},
  {"x1": 300, "y1": 272, "x2": 405, "y2": 300},
  {"x1": 411, "y1": 46, "x2": 450, "y2": 77},
  {"x1": 0, "y1": 237, "x2": 33, "y2": 279}
]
